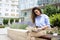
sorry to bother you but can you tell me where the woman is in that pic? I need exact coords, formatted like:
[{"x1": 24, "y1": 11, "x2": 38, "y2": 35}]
[
  {"x1": 28, "y1": 7, "x2": 51, "y2": 40},
  {"x1": 31, "y1": 7, "x2": 51, "y2": 30}
]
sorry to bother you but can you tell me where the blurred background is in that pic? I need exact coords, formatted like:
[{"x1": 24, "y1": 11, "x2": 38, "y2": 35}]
[{"x1": 0, "y1": 0, "x2": 60, "y2": 27}]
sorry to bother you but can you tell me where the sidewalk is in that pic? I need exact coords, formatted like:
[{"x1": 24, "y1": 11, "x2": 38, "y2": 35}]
[
  {"x1": 0, "y1": 34, "x2": 12, "y2": 40},
  {"x1": 0, "y1": 27, "x2": 12, "y2": 40},
  {"x1": 0, "y1": 27, "x2": 7, "y2": 34}
]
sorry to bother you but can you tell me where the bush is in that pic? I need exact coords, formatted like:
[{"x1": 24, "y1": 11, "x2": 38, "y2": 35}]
[
  {"x1": 10, "y1": 23, "x2": 28, "y2": 29},
  {"x1": 10, "y1": 18, "x2": 14, "y2": 24},
  {"x1": 50, "y1": 14, "x2": 60, "y2": 27},
  {"x1": 57, "y1": 8, "x2": 60, "y2": 13},
  {"x1": 0, "y1": 25, "x2": 5, "y2": 28},
  {"x1": 44, "y1": 5, "x2": 57, "y2": 16},
  {"x1": 15, "y1": 19, "x2": 19, "y2": 22},
  {"x1": 58, "y1": 30, "x2": 60, "y2": 35},
  {"x1": 3, "y1": 19, "x2": 8, "y2": 25}
]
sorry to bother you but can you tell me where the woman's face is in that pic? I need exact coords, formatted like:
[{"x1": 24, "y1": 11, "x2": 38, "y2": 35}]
[{"x1": 34, "y1": 9, "x2": 41, "y2": 16}]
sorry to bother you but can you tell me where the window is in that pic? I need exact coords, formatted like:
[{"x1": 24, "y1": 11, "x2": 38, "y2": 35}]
[
  {"x1": 6, "y1": 9, "x2": 8, "y2": 11},
  {"x1": 16, "y1": 14, "x2": 19, "y2": 16},
  {"x1": 12, "y1": 1, "x2": 15, "y2": 3},
  {"x1": 0, "y1": 3, "x2": 2, "y2": 6},
  {"x1": 37, "y1": 0, "x2": 42, "y2": 5},
  {"x1": 11, "y1": 5, "x2": 15, "y2": 7},
  {"x1": 11, "y1": 14, "x2": 15, "y2": 16},
  {"x1": 5, "y1": 13, "x2": 9, "y2": 16},
  {"x1": 0, "y1": 8, "x2": 1, "y2": 10},
  {"x1": 11, "y1": 9, "x2": 15, "y2": 12},
  {"x1": 17, "y1": 10, "x2": 19, "y2": 12},
  {"x1": 6, "y1": 0, "x2": 9, "y2": 2},
  {"x1": 5, "y1": 4, "x2": 9, "y2": 6},
  {"x1": 17, "y1": 5, "x2": 18, "y2": 7},
  {"x1": 24, "y1": 12, "x2": 27, "y2": 16}
]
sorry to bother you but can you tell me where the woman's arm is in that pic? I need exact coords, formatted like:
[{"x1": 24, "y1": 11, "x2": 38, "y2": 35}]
[
  {"x1": 41, "y1": 26, "x2": 49, "y2": 30},
  {"x1": 37, "y1": 26, "x2": 48, "y2": 30},
  {"x1": 38, "y1": 16, "x2": 51, "y2": 30}
]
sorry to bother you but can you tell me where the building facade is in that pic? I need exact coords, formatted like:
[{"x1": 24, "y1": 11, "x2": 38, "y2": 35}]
[
  {"x1": 0, "y1": 0, "x2": 19, "y2": 25},
  {"x1": 19, "y1": 0, "x2": 60, "y2": 22},
  {"x1": 19, "y1": 0, "x2": 38, "y2": 22}
]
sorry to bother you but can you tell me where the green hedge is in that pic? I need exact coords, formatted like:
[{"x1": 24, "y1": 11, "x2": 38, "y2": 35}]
[
  {"x1": 3, "y1": 19, "x2": 8, "y2": 25},
  {"x1": 50, "y1": 14, "x2": 60, "y2": 27},
  {"x1": 10, "y1": 18, "x2": 14, "y2": 24},
  {"x1": 0, "y1": 25, "x2": 5, "y2": 28},
  {"x1": 58, "y1": 30, "x2": 60, "y2": 35},
  {"x1": 44, "y1": 5, "x2": 57, "y2": 16},
  {"x1": 44, "y1": 5, "x2": 60, "y2": 16},
  {"x1": 3, "y1": 18, "x2": 19, "y2": 25},
  {"x1": 15, "y1": 19, "x2": 19, "y2": 22},
  {"x1": 10, "y1": 23, "x2": 28, "y2": 29},
  {"x1": 57, "y1": 8, "x2": 60, "y2": 13}
]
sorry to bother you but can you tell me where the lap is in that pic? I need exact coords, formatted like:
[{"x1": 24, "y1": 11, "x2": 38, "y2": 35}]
[
  {"x1": 30, "y1": 30, "x2": 47, "y2": 37},
  {"x1": 26, "y1": 27, "x2": 51, "y2": 37}
]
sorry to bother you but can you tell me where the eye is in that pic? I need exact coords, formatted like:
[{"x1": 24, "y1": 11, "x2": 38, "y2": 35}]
[{"x1": 35, "y1": 11, "x2": 38, "y2": 13}]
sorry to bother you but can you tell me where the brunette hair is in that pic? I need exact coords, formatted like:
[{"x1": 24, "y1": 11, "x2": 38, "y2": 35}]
[{"x1": 31, "y1": 7, "x2": 42, "y2": 23}]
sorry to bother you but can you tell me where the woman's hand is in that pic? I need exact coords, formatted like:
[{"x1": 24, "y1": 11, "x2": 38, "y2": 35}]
[
  {"x1": 37, "y1": 26, "x2": 50, "y2": 30},
  {"x1": 41, "y1": 26, "x2": 50, "y2": 30},
  {"x1": 32, "y1": 26, "x2": 47, "y2": 32}
]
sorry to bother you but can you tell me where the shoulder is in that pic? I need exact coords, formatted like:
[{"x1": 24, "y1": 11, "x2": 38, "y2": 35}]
[{"x1": 41, "y1": 14, "x2": 49, "y2": 18}]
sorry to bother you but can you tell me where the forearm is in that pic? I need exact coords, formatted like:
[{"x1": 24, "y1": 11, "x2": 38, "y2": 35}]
[
  {"x1": 38, "y1": 26, "x2": 49, "y2": 30},
  {"x1": 41, "y1": 26, "x2": 48, "y2": 30}
]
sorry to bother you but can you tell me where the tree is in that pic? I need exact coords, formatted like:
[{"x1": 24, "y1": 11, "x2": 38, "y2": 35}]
[{"x1": 44, "y1": 5, "x2": 57, "y2": 16}]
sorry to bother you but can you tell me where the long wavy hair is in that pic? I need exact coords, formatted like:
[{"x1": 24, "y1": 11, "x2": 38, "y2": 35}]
[{"x1": 31, "y1": 7, "x2": 42, "y2": 23}]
